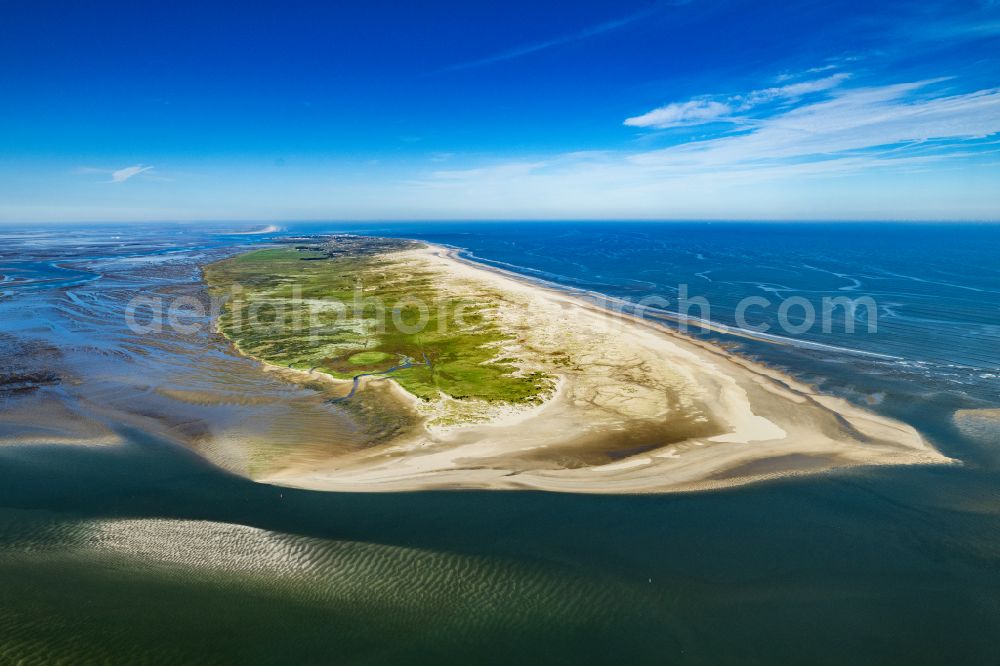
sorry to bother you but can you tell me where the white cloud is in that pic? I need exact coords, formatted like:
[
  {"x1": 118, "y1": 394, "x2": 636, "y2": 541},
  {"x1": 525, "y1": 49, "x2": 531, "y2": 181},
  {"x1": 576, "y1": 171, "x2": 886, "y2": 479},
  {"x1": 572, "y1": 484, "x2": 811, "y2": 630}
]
[
  {"x1": 408, "y1": 79, "x2": 1000, "y2": 218},
  {"x1": 624, "y1": 100, "x2": 732, "y2": 128},
  {"x1": 775, "y1": 64, "x2": 838, "y2": 82},
  {"x1": 625, "y1": 72, "x2": 851, "y2": 129},
  {"x1": 110, "y1": 165, "x2": 153, "y2": 183},
  {"x1": 738, "y1": 72, "x2": 851, "y2": 107},
  {"x1": 631, "y1": 80, "x2": 1000, "y2": 168}
]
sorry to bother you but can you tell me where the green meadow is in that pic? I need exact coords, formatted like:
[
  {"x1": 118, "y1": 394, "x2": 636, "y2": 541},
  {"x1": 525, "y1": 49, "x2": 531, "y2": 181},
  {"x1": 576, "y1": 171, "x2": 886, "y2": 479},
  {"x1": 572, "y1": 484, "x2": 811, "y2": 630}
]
[{"x1": 204, "y1": 245, "x2": 552, "y2": 403}]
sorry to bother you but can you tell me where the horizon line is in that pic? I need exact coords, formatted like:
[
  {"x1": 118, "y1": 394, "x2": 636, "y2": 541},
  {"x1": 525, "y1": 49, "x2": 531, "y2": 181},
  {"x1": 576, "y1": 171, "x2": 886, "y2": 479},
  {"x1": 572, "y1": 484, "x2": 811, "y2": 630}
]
[{"x1": 2, "y1": 218, "x2": 999, "y2": 226}]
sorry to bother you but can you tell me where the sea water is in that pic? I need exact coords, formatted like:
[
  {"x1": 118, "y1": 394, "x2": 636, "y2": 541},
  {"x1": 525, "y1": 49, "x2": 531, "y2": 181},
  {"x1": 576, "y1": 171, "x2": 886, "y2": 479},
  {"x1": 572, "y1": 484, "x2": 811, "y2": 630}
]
[{"x1": 0, "y1": 221, "x2": 997, "y2": 663}]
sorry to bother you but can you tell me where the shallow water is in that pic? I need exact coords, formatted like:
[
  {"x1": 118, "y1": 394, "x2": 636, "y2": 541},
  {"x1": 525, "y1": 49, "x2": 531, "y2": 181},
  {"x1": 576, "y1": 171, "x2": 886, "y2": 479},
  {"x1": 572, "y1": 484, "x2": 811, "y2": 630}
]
[{"x1": 0, "y1": 222, "x2": 998, "y2": 663}]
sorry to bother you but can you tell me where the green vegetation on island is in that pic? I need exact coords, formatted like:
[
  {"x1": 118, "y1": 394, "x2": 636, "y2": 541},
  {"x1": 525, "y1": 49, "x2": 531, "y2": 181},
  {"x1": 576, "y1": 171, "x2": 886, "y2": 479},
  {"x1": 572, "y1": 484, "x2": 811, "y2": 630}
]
[{"x1": 204, "y1": 238, "x2": 554, "y2": 405}]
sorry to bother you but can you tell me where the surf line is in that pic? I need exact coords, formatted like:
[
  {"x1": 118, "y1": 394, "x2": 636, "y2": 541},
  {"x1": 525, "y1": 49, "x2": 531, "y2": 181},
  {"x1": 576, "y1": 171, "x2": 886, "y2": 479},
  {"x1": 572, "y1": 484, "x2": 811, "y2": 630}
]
[{"x1": 448, "y1": 248, "x2": 903, "y2": 362}]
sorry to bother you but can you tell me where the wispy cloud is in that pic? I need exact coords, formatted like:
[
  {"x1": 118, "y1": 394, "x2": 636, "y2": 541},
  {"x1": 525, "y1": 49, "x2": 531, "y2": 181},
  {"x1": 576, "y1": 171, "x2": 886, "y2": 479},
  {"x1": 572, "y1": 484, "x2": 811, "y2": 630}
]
[
  {"x1": 775, "y1": 64, "x2": 838, "y2": 82},
  {"x1": 624, "y1": 99, "x2": 732, "y2": 129},
  {"x1": 407, "y1": 78, "x2": 1000, "y2": 218},
  {"x1": 630, "y1": 79, "x2": 998, "y2": 168},
  {"x1": 625, "y1": 72, "x2": 852, "y2": 128},
  {"x1": 76, "y1": 164, "x2": 155, "y2": 183},
  {"x1": 737, "y1": 72, "x2": 851, "y2": 108},
  {"x1": 110, "y1": 164, "x2": 153, "y2": 183},
  {"x1": 438, "y1": 2, "x2": 669, "y2": 73}
]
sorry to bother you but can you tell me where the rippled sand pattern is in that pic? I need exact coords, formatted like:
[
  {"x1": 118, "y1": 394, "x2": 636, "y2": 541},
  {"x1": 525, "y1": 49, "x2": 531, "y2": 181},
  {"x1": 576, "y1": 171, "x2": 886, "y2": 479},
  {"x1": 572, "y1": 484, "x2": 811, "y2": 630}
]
[{"x1": 0, "y1": 509, "x2": 674, "y2": 663}]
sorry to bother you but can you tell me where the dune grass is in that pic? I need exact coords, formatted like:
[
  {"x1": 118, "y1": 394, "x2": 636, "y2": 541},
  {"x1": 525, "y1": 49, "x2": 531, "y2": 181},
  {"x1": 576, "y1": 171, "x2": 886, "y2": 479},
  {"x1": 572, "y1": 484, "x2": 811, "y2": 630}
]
[{"x1": 204, "y1": 245, "x2": 553, "y2": 404}]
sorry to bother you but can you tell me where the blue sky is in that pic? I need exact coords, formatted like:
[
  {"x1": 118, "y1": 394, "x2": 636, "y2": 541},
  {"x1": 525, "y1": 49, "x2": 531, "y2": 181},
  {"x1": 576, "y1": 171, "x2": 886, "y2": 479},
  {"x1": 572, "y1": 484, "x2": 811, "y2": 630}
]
[{"x1": 1, "y1": 0, "x2": 999, "y2": 222}]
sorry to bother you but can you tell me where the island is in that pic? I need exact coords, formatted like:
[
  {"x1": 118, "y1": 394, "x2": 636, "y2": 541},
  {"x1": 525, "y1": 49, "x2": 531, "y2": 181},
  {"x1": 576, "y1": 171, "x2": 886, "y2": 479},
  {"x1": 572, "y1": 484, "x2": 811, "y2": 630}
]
[{"x1": 202, "y1": 236, "x2": 949, "y2": 493}]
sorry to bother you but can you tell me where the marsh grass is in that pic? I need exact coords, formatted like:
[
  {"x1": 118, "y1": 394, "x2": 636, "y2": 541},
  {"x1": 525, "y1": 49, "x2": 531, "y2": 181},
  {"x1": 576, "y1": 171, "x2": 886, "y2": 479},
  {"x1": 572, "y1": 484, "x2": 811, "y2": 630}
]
[{"x1": 204, "y1": 247, "x2": 553, "y2": 404}]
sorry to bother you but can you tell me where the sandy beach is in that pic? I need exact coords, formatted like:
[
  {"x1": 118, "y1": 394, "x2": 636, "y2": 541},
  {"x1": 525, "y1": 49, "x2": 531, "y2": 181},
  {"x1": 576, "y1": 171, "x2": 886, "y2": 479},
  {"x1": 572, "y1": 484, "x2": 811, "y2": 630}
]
[{"x1": 250, "y1": 244, "x2": 951, "y2": 493}]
